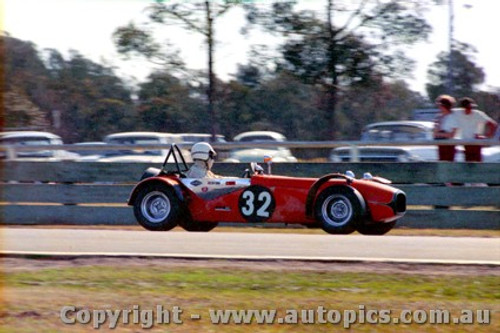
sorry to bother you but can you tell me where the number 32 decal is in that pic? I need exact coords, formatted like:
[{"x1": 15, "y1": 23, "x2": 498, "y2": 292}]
[{"x1": 238, "y1": 186, "x2": 276, "y2": 222}]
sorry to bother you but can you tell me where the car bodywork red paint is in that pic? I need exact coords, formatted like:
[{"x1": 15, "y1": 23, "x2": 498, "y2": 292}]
[{"x1": 128, "y1": 172, "x2": 405, "y2": 225}]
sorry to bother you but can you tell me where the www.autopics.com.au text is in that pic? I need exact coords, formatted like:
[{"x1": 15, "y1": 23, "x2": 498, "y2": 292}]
[{"x1": 60, "y1": 305, "x2": 491, "y2": 329}]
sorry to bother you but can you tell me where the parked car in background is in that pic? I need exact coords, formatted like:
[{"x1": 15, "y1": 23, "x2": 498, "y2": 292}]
[
  {"x1": 411, "y1": 108, "x2": 440, "y2": 121},
  {"x1": 224, "y1": 131, "x2": 298, "y2": 163},
  {"x1": 178, "y1": 133, "x2": 227, "y2": 144},
  {"x1": 90, "y1": 132, "x2": 191, "y2": 163},
  {"x1": 178, "y1": 133, "x2": 229, "y2": 159},
  {"x1": 360, "y1": 121, "x2": 434, "y2": 141},
  {"x1": 0, "y1": 131, "x2": 79, "y2": 161},
  {"x1": 331, "y1": 120, "x2": 500, "y2": 162},
  {"x1": 330, "y1": 145, "x2": 440, "y2": 162},
  {"x1": 482, "y1": 146, "x2": 500, "y2": 163},
  {"x1": 330, "y1": 121, "x2": 440, "y2": 162},
  {"x1": 70, "y1": 142, "x2": 111, "y2": 161},
  {"x1": 233, "y1": 131, "x2": 288, "y2": 143}
]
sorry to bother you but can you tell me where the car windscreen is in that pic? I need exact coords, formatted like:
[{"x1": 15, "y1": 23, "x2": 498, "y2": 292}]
[
  {"x1": 1, "y1": 137, "x2": 53, "y2": 145},
  {"x1": 361, "y1": 125, "x2": 429, "y2": 141},
  {"x1": 0, "y1": 137, "x2": 55, "y2": 158},
  {"x1": 237, "y1": 135, "x2": 281, "y2": 142},
  {"x1": 182, "y1": 135, "x2": 226, "y2": 143}
]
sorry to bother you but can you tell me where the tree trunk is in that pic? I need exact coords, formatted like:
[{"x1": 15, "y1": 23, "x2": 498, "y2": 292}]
[
  {"x1": 325, "y1": 0, "x2": 337, "y2": 140},
  {"x1": 205, "y1": 1, "x2": 217, "y2": 141}
]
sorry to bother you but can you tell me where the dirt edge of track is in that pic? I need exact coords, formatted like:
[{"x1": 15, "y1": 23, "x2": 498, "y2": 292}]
[{"x1": 2, "y1": 256, "x2": 498, "y2": 276}]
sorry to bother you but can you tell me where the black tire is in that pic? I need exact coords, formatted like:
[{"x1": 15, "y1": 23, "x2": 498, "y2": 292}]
[
  {"x1": 180, "y1": 220, "x2": 218, "y2": 232},
  {"x1": 314, "y1": 186, "x2": 365, "y2": 235},
  {"x1": 133, "y1": 184, "x2": 181, "y2": 231},
  {"x1": 357, "y1": 221, "x2": 396, "y2": 236},
  {"x1": 303, "y1": 223, "x2": 321, "y2": 229}
]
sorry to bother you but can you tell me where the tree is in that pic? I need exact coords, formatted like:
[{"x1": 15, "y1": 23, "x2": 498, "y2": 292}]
[
  {"x1": 246, "y1": 0, "x2": 432, "y2": 139},
  {"x1": 40, "y1": 49, "x2": 136, "y2": 142},
  {"x1": 234, "y1": 64, "x2": 263, "y2": 89},
  {"x1": 473, "y1": 90, "x2": 500, "y2": 124},
  {"x1": 426, "y1": 43, "x2": 485, "y2": 100},
  {"x1": 338, "y1": 77, "x2": 425, "y2": 139},
  {"x1": 214, "y1": 79, "x2": 253, "y2": 139},
  {"x1": 2, "y1": 35, "x2": 51, "y2": 129},
  {"x1": 3, "y1": 89, "x2": 50, "y2": 130},
  {"x1": 217, "y1": 72, "x2": 324, "y2": 140},
  {"x1": 2, "y1": 35, "x2": 138, "y2": 140},
  {"x1": 137, "y1": 71, "x2": 204, "y2": 132},
  {"x1": 113, "y1": 0, "x2": 240, "y2": 140}
]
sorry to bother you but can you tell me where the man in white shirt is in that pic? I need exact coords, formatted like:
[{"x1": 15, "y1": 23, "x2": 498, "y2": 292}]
[
  {"x1": 455, "y1": 97, "x2": 498, "y2": 162},
  {"x1": 434, "y1": 95, "x2": 459, "y2": 161}
]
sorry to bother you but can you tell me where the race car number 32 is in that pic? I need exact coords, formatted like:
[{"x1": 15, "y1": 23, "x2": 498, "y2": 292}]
[{"x1": 238, "y1": 186, "x2": 276, "y2": 222}]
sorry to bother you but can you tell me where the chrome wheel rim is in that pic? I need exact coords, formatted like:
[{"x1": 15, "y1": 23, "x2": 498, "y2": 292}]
[
  {"x1": 321, "y1": 194, "x2": 353, "y2": 226},
  {"x1": 141, "y1": 191, "x2": 171, "y2": 223}
]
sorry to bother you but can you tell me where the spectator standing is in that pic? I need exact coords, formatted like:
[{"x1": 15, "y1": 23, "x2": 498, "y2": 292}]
[
  {"x1": 455, "y1": 97, "x2": 498, "y2": 162},
  {"x1": 433, "y1": 95, "x2": 458, "y2": 161}
]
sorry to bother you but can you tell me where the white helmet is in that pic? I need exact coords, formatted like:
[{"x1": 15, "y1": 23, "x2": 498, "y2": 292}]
[{"x1": 191, "y1": 142, "x2": 216, "y2": 161}]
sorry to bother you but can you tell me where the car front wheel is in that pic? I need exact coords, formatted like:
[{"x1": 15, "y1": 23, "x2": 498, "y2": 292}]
[
  {"x1": 315, "y1": 187, "x2": 364, "y2": 235},
  {"x1": 134, "y1": 184, "x2": 181, "y2": 231}
]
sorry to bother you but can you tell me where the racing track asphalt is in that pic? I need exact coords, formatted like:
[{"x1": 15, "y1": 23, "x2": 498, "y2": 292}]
[{"x1": 2, "y1": 228, "x2": 499, "y2": 265}]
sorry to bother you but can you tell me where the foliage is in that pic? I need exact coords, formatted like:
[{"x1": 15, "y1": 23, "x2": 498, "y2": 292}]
[
  {"x1": 338, "y1": 78, "x2": 425, "y2": 139},
  {"x1": 218, "y1": 73, "x2": 324, "y2": 140},
  {"x1": 137, "y1": 71, "x2": 205, "y2": 133},
  {"x1": 113, "y1": 23, "x2": 163, "y2": 62},
  {"x1": 234, "y1": 64, "x2": 263, "y2": 88},
  {"x1": 42, "y1": 49, "x2": 137, "y2": 142},
  {"x1": 426, "y1": 42, "x2": 485, "y2": 100},
  {"x1": 3, "y1": 0, "x2": 498, "y2": 144},
  {"x1": 113, "y1": 1, "x2": 239, "y2": 138},
  {"x1": 3, "y1": 89, "x2": 50, "y2": 129},
  {"x1": 2, "y1": 34, "x2": 137, "y2": 142},
  {"x1": 425, "y1": 42, "x2": 500, "y2": 121},
  {"x1": 2, "y1": 35, "x2": 51, "y2": 129},
  {"x1": 473, "y1": 90, "x2": 500, "y2": 122},
  {"x1": 245, "y1": 0, "x2": 432, "y2": 139}
]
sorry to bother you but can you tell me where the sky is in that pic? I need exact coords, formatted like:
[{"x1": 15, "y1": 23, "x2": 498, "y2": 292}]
[{"x1": 2, "y1": 0, "x2": 500, "y2": 97}]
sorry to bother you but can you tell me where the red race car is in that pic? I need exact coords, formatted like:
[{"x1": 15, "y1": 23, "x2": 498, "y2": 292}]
[{"x1": 128, "y1": 145, "x2": 406, "y2": 235}]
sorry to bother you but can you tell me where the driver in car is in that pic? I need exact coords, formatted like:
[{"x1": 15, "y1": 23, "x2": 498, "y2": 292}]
[{"x1": 186, "y1": 142, "x2": 220, "y2": 178}]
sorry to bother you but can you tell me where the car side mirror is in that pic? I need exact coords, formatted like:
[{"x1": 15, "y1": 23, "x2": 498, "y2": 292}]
[{"x1": 264, "y1": 156, "x2": 272, "y2": 174}]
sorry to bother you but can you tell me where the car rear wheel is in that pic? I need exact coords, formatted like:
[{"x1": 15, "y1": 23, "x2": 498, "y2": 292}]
[
  {"x1": 315, "y1": 187, "x2": 364, "y2": 235},
  {"x1": 134, "y1": 184, "x2": 181, "y2": 231},
  {"x1": 356, "y1": 221, "x2": 396, "y2": 235}
]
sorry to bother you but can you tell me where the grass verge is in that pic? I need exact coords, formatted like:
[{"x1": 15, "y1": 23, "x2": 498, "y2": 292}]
[{"x1": 1, "y1": 262, "x2": 498, "y2": 332}]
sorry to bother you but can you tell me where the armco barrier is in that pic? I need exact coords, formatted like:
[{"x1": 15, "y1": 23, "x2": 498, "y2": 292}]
[{"x1": 0, "y1": 162, "x2": 499, "y2": 229}]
